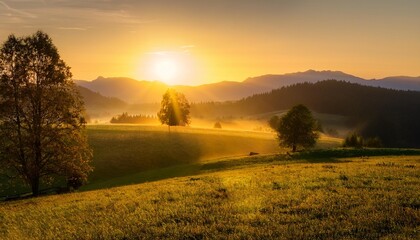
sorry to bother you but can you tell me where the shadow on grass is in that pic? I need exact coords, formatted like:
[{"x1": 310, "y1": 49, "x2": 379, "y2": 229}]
[
  {"x1": 200, "y1": 154, "x2": 288, "y2": 171},
  {"x1": 294, "y1": 148, "x2": 420, "y2": 160},
  {"x1": 81, "y1": 163, "x2": 202, "y2": 191},
  {"x1": 302, "y1": 157, "x2": 346, "y2": 163},
  {"x1": 81, "y1": 148, "x2": 420, "y2": 192}
]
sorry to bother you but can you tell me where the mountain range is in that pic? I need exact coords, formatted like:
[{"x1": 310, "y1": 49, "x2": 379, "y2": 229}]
[{"x1": 75, "y1": 70, "x2": 420, "y2": 104}]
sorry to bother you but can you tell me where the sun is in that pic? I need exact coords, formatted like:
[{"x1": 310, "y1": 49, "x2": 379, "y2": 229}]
[
  {"x1": 153, "y1": 59, "x2": 178, "y2": 84},
  {"x1": 137, "y1": 50, "x2": 203, "y2": 85}
]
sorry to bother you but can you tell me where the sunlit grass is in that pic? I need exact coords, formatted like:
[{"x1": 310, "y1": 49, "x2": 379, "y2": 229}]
[
  {"x1": 84, "y1": 125, "x2": 342, "y2": 190},
  {"x1": 1, "y1": 124, "x2": 342, "y2": 196},
  {"x1": 1, "y1": 154, "x2": 419, "y2": 239},
  {"x1": 86, "y1": 124, "x2": 280, "y2": 183}
]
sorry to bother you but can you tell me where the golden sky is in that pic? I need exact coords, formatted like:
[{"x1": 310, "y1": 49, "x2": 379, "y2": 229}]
[{"x1": 1, "y1": 0, "x2": 419, "y2": 85}]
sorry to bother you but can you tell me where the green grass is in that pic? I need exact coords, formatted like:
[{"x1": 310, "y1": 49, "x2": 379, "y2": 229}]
[
  {"x1": 1, "y1": 124, "x2": 342, "y2": 196},
  {"x1": 83, "y1": 125, "x2": 342, "y2": 191},
  {"x1": 86, "y1": 124, "x2": 281, "y2": 182},
  {"x1": 0, "y1": 154, "x2": 419, "y2": 239}
]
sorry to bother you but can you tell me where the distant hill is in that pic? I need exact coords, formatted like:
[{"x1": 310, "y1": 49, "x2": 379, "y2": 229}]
[
  {"x1": 76, "y1": 86, "x2": 128, "y2": 121},
  {"x1": 77, "y1": 86, "x2": 127, "y2": 109},
  {"x1": 242, "y1": 70, "x2": 366, "y2": 88},
  {"x1": 74, "y1": 70, "x2": 420, "y2": 104},
  {"x1": 75, "y1": 77, "x2": 167, "y2": 103},
  {"x1": 367, "y1": 76, "x2": 420, "y2": 90},
  {"x1": 191, "y1": 80, "x2": 420, "y2": 147}
]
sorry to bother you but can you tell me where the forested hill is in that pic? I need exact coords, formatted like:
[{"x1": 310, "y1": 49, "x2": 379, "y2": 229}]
[
  {"x1": 192, "y1": 80, "x2": 420, "y2": 147},
  {"x1": 234, "y1": 80, "x2": 420, "y2": 116}
]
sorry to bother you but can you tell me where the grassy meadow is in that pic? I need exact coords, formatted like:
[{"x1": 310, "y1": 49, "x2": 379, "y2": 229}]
[
  {"x1": 86, "y1": 124, "x2": 280, "y2": 182},
  {"x1": 84, "y1": 124, "x2": 341, "y2": 190},
  {"x1": 0, "y1": 124, "x2": 341, "y2": 196},
  {"x1": 0, "y1": 152, "x2": 419, "y2": 239},
  {"x1": 1, "y1": 124, "x2": 418, "y2": 239}
]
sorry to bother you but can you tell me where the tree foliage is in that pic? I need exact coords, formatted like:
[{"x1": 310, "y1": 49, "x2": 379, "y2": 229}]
[
  {"x1": 157, "y1": 89, "x2": 191, "y2": 127},
  {"x1": 214, "y1": 122, "x2": 222, "y2": 129},
  {"x1": 343, "y1": 133, "x2": 382, "y2": 148},
  {"x1": 268, "y1": 115, "x2": 280, "y2": 130},
  {"x1": 276, "y1": 104, "x2": 319, "y2": 152},
  {"x1": 0, "y1": 31, "x2": 92, "y2": 196}
]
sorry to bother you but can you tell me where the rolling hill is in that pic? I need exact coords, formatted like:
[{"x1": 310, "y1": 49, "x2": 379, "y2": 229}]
[
  {"x1": 191, "y1": 80, "x2": 420, "y2": 147},
  {"x1": 77, "y1": 86, "x2": 127, "y2": 110},
  {"x1": 74, "y1": 70, "x2": 420, "y2": 104},
  {"x1": 76, "y1": 86, "x2": 129, "y2": 121},
  {"x1": 1, "y1": 152, "x2": 419, "y2": 239},
  {"x1": 76, "y1": 77, "x2": 168, "y2": 103}
]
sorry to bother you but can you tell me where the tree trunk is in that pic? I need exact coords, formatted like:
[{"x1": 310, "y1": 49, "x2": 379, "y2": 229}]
[
  {"x1": 31, "y1": 177, "x2": 40, "y2": 196},
  {"x1": 292, "y1": 145, "x2": 296, "y2": 152}
]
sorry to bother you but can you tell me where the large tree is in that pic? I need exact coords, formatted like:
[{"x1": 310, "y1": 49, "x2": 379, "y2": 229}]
[
  {"x1": 277, "y1": 104, "x2": 319, "y2": 152},
  {"x1": 157, "y1": 89, "x2": 191, "y2": 128},
  {"x1": 0, "y1": 31, "x2": 92, "y2": 196}
]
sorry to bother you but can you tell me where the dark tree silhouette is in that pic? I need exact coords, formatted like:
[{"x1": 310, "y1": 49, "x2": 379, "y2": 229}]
[
  {"x1": 0, "y1": 31, "x2": 93, "y2": 196},
  {"x1": 343, "y1": 133, "x2": 364, "y2": 148},
  {"x1": 157, "y1": 89, "x2": 191, "y2": 128},
  {"x1": 268, "y1": 115, "x2": 280, "y2": 130},
  {"x1": 277, "y1": 104, "x2": 319, "y2": 152},
  {"x1": 214, "y1": 122, "x2": 222, "y2": 129},
  {"x1": 110, "y1": 112, "x2": 156, "y2": 124}
]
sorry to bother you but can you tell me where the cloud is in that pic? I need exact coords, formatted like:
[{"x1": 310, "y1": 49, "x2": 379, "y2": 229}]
[
  {"x1": 0, "y1": 0, "x2": 154, "y2": 32},
  {"x1": 0, "y1": 1, "x2": 37, "y2": 18},
  {"x1": 146, "y1": 51, "x2": 168, "y2": 56},
  {"x1": 180, "y1": 45, "x2": 195, "y2": 49},
  {"x1": 58, "y1": 27, "x2": 87, "y2": 31},
  {"x1": 147, "y1": 44, "x2": 196, "y2": 55}
]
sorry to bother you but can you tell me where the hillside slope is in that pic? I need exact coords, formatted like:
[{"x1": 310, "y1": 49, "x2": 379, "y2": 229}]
[
  {"x1": 77, "y1": 86, "x2": 127, "y2": 110},
  {"x1": 76, "y1": 86, "x2": 129, "y2": 121},
  {"x1": 76, "y1": 77, "x2": 168, "y2": 103},
  {"x1": 1, "y1": 153, "x2": 418, "y2": 239},
  {"x1": 192, "y1": 80, "x2": 420, "y2": 147}
]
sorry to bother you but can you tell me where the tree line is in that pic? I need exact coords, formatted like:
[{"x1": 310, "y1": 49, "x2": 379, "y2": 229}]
[
  {"x1": 110, "y1": 112, "x2": 157, "y2": 124},
  {"x1": 192, "y1": 80, "x2": 420, "y2": 147}
]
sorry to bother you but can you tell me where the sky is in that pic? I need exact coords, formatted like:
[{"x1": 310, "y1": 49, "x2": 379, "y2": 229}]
[{"x1": 1, "y1": 0, "x2": 420, "y2": 85}]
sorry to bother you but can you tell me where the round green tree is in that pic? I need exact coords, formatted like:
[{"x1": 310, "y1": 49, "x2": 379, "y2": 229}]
[
  {"x1": 277, "y1": 104, "x2": 320, "y2": 152},
  {"x1": 157, "y1": 89, "x2": 191, "y2": 128}
]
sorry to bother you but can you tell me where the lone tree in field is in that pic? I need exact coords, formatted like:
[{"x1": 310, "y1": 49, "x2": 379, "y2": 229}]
[
  {"x1": 157, "y1": 89, "x2": 191, "y2": 129},
  {"x1": 276, "y1": 104, "x2": 319, "y2": 152},
  {"x1": 0, "y1": 31, "x2": 93, "y2": 196}
]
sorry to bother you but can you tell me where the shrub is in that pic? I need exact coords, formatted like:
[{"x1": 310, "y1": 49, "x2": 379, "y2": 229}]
[
  {"x1": 343, "y1": 133, "x2": 383, "y2": 148},
  {"x1": 343, "y1": 133, "x2": 364, "y2": 148},
  {"x1": 214, "y1": 122, "x2": 222, "y2": 129}
]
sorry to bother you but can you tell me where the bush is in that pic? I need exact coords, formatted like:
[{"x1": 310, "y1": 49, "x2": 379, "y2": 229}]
[
  {"x1": 214, "y1": 122, "x2": 222, "y2": 129},
  {"x1": 343, "y1": 133, "x2": 383, "y2": 148},
  {"x1": 343, "y1": 133, "x2": 364, "y2": 148},
  {"x1": 268, "y1": 115, "x2": 280, "y2": 130},
  {"x1": 364, "y1": 137, "x2": 383, "y2": 148}
]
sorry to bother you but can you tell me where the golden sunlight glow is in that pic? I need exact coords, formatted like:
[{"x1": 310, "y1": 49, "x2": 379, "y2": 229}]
[
  {"x1": 136, "y1": 50, "x2": 206, "y2": 86},
  {"x1": 153, "y1": 59, "x2": 178, "y2": 84}
]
